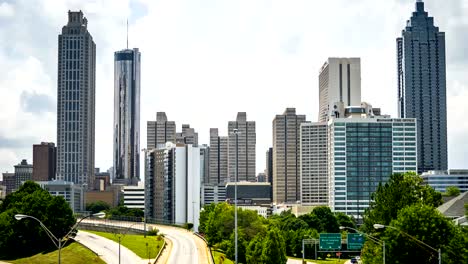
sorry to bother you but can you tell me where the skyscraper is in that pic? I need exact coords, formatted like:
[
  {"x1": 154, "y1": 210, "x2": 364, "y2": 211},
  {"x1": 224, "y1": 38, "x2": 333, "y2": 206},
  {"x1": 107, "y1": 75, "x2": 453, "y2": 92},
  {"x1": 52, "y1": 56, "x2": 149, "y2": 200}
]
[
  {"x1": 56, "y1": 11, "x2": 96, "y2": 187},
  {"x1": 300, "y1": 122, "x2": 328, "y2": 206},
  {"x1": 397, "y1": 1, "x2": 447, "y2": 173},
  {"x1": 33, "y1": 142, "x2": 57, "y2": 181},
  {"x1": 14, "y1": 159, "x2": 33, "y2": 190},
  {"x1": 176, "y1": 124, "x2": 198, "y2": 146},
  {"x1": 318, "y1": 58, "x2": 361, "y2": 122},
  {"x1": 272, "y1": 108, "x2": 306, "y2": 204},
  {"x1": 147, "y1": 112, "x2": 176, "y2": 149},
  {"x1": 228, "y1": 112, "x2": 256, "y2": 182},
  {"x1": 208, "y1": 128, "x2": 228, "y2": 184},
  {"x1": 113, "y1": 48, "x2": 141, "y2": 185}
]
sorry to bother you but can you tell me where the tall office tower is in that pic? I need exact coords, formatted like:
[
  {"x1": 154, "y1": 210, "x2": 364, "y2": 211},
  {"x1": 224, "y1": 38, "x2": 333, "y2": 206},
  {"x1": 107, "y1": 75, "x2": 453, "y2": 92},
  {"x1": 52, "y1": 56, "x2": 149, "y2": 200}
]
[
  {"x1": 318, "y1": 58, "x2": 361, "y2": 122},
  {"x1": 14, "y1": 159, "x2": 33, "y2": 190},
  {"x1": 176, "y1": 124, "x2": 199, "y2": 146},
  {"x1": 147, "y1": 112, "x2": 176, "y2": 149},
  {"x1": 113, "y1": 48, "x2": 141, "y2": 185},
  {"x1": 208, "y1": 128, "x2": 228, "y2": 184},
  {"x1": 272, "y1": 108, "x2": 306, "y2": 204},
  {"x1": 145, "y1": 143, "x2": 201, "y2": 231},
  {"x1": 228, "y1": 112, "x2": 256, "y2": 182},
  {"x1": 300, "y1": 122, "x2": 328, "y2": 206},
  {"x1": 33, "y1": 142, "x2": 57, "y2": 181},
  {"x1": 266, "y1": 148, "x2": 273, "y2": 183},
  {"x1": 397, "y1": 1, "x2": 447, "y2": 173},
  {"x1": 56, "y1": 11, "x2": 96, "y2": 187},
  {"x1": 327, "y1": 104, "x2": 417, "y2": 220},
  {"x1": 199, "y1": 144, "x2": 210, "y2": 184}
]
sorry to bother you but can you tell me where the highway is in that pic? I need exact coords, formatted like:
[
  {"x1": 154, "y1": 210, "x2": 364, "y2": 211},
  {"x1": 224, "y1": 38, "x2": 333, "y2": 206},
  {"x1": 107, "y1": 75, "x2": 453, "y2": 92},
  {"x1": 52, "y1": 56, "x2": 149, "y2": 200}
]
[
  {"x1": 79, "y1": 219, "x2": 212, "y2": 264},
  {"x1": 74, "y1": 230, "x2": 141, "y2": 264}
]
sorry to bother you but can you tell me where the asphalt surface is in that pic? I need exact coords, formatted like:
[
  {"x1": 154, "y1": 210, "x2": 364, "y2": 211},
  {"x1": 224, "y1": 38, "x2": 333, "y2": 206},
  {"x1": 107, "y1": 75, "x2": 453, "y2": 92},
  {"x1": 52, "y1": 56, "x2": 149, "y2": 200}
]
[
  {"x1": 151, "y1": 225, "x2": 201, "y2": 264},
  {"x1": 75, "y1": 230, "x2": 141, "y2": 264}
]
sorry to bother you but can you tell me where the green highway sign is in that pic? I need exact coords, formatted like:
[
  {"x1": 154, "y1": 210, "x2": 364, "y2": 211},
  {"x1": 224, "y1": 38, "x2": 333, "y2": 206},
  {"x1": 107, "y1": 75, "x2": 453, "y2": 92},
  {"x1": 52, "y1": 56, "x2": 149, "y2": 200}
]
[
  {"x1": 347, "y1": 233, "x2": 365, "y2": 250},
  {"x1": 319, "y1": 233, "x2": 342, "y2": 250}
]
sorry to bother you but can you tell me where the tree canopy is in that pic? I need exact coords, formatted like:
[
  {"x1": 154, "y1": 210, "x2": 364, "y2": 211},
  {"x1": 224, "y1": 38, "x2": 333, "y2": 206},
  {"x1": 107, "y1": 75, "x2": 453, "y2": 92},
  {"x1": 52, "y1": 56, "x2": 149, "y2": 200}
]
[
  {"x1": 0, "y1": 181, "x2": 75, "y2": 259},
  {"x1": 86, "y1": 200, "x2": 110, "y2": 214}
]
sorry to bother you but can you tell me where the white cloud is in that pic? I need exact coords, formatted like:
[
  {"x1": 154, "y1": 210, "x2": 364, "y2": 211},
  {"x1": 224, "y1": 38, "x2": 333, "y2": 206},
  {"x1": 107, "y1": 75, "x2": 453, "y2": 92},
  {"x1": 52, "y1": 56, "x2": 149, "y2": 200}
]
[
  {"x1": 0, "y1": 2, "x2": 14, "y2": 18},
  {"x1": 0, "y1": 0, "x2": 467, "y2": 174}
]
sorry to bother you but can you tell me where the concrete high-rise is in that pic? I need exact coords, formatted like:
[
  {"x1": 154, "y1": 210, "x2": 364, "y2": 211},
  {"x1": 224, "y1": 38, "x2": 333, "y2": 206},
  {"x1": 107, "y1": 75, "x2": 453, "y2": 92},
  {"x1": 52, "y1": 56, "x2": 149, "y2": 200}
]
[
  {"x1": 14, "y1": 159, "x2": 33, "y2": 190},
  {"x1": 272, "y1": 108, "x2": 306, "y2": 204},
  {"x1": 176, "y1": 124, "x2": 198, "y2": 146},
  {"x1": 113, "y1": 48, "x2": 141, "y2": 185},
  {"x1": 208, "y1": 128, "x2": 228, "y2": 184},
  {"x1": 56, "y1": 11, "x2": 96, "y2": 187},
  {"x1": 228, "y1": 112, "x2": 256, "y2": 182},
  {"x1": 33, "y1": 142, "x2": 57, "y2": 181},
  {"x1": 266, "y1": 148, "x2": 273, "y2": 183},
  {"x1": 145, "y1": 143, "x2": 201, "y2": 231},
  {"x1": 147, "y1": 112, "x2": 176, "y2": 149},
  {"x1": 397, "y1": 1, "x2": 447, "y2": 173},
  {"x1": 300, "y1": 122, "x2": 328, "y2": 206},
  {"x1": 318, "y1": 58, "x2": 361, "y2": 122}
]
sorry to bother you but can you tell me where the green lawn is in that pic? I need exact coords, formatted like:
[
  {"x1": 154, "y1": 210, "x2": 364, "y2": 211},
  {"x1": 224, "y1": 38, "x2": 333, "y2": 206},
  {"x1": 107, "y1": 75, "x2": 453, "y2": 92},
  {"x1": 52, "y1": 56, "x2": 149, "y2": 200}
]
[
  {"x1": 83, "y1": 230, "x2": 164, "y2": 259},
  {"x1": 8, "y1": 241, "x2": 104, "y2": 264},
  {"x1": 289, "y1": 256, "x2": 350, "y2": 264},
  {"x1": 212, "y1": 250, "x2": 234, "y2": 264}
]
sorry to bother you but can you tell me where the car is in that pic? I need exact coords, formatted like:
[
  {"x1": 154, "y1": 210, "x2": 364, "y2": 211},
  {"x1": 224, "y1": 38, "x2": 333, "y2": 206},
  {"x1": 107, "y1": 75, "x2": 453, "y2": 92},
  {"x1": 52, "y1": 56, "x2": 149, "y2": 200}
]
[{"x1": 350, "y1": 257, "x2": 357, "y2": 264}]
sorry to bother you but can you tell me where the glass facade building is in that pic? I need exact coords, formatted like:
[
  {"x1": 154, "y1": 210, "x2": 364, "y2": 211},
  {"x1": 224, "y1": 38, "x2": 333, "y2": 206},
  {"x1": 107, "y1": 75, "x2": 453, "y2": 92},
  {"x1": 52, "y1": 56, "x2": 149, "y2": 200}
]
[
  {"x1": 421, "y1": 170, "x2": 468, "y2": 193},
  {"x1": 328, "y1": 118, "x2": 417, "y2": 220},
  {"x1": 113, "y1": 48, "x2": 141, "y2": 185},
  {"x1": 397, "y1": 1, "x2": 447, "y2": 173}
]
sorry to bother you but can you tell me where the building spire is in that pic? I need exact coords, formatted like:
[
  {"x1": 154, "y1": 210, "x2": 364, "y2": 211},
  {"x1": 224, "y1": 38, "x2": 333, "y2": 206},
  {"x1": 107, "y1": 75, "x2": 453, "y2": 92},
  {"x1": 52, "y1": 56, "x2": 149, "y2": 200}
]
[{"x1": 126, "y1": 19, "x2": 129, "y2": 49}]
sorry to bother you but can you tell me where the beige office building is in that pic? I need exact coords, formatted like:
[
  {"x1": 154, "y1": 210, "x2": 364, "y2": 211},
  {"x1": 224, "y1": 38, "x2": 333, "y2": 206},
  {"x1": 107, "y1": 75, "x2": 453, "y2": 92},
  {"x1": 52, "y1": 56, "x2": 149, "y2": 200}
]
[
  {"x1": 147, "y1": 112, "x2": 176, "y2": 149},
  {"x1": 228, "y1": 112, "x2": 256, "y2": 182},
  {"x1": 209, "y1": 128, "x2": 228, "y2": 184},
  {"x1": 272, "y1": 108, "x2": 306, "y2": 204}
]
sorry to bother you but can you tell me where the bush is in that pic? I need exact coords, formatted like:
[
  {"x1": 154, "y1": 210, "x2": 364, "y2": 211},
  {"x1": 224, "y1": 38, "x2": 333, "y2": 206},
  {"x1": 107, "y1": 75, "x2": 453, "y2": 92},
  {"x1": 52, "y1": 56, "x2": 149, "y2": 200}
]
[{"x1": 147, "y1": 227, "x2": 159, "y2": 236}]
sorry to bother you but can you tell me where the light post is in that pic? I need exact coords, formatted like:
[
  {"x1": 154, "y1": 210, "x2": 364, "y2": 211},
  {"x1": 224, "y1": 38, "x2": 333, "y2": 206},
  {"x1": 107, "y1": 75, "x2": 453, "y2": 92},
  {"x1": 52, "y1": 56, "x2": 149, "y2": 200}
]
[
  {"x1": 374, "y1": 224, "x2": 441, "y2": 264},
  {"x1": 114, "y1": 222, "x2": 139, "y2": 264},
  {"x1": 340, "y1": 226, "x2": 385, "y2": 264},
  {"x1": 15, "y1": 212, "x2": 105, "y2": 264},
  {"x1": 232, "y1": 128, "x2": 239, "y2": 264}
]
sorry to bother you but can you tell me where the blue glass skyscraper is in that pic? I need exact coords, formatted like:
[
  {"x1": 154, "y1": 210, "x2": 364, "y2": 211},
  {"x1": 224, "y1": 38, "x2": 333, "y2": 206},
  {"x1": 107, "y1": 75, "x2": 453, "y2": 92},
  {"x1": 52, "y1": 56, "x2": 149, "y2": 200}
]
[{"x1": 397, "y1": 0, "x2": 447, "y2": 173}]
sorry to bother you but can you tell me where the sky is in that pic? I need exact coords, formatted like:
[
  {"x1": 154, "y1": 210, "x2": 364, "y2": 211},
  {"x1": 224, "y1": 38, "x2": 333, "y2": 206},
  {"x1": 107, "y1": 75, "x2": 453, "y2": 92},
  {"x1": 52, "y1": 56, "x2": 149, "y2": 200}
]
[{"x1": 0, "y1": 0, "x2": 467, "y2": 178}]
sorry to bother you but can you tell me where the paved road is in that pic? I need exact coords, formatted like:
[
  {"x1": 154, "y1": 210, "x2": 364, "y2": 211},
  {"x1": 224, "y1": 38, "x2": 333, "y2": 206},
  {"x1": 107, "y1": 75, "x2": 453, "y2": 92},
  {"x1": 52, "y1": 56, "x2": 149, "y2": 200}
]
[
  {"x1": 80, "y1": 219, "x2": 212, "y2": 264},
  {"x1": 75, "y1": 230, "x2": 141, "y2": 264}
]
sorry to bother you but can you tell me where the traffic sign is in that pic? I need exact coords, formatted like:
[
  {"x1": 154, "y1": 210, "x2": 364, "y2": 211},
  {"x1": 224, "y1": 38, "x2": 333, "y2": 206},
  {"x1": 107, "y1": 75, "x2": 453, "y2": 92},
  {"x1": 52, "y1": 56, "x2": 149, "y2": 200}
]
[
  {"x1": 319, "y1": 233, "x2": 342, "y2": 250},
  {"x1": 347, "y1": 233, "x2": 365, "y2": 250}
]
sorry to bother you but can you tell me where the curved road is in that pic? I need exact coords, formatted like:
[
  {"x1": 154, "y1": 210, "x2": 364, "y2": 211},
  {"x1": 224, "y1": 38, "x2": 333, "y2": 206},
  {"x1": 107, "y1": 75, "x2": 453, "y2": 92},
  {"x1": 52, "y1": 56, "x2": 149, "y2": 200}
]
[
  {"x1": 80, "y1": 219, "x2": 211, "y2": 264},
  {"x1": 75, "y1": 230, "x2": 141, "y2": 264}
]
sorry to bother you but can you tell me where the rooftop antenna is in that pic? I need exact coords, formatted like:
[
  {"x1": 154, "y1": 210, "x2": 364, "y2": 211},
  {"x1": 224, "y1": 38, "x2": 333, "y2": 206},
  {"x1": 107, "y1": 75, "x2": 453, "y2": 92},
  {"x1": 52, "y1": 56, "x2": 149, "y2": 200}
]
[{"x1": 126, "y1": 19, "x2": 129, "y2": 49}]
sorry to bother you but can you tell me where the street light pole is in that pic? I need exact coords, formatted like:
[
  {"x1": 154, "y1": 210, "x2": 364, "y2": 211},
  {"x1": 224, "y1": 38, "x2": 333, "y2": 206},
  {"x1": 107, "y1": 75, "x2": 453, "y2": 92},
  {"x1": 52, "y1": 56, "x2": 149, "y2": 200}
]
[
  {"x1": 374, "y1": 224, "x2": 440, "y2": 264},
  {"x1": 15, "y1": 212, "x2": 105, "y2": 264},
  {"x1": 233, "y1": 128, "x2": 239, "y2": 264},
  {"x1": 340, "y1": 226, "x2": 385, "y2": 264}
]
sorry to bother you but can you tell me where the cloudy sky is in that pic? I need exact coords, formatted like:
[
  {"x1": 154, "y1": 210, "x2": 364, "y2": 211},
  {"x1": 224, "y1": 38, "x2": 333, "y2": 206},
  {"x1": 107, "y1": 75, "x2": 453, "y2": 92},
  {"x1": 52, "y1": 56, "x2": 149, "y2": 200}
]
[{"x1": 0, "y1": 0, "x2": 467, "y2": 178}]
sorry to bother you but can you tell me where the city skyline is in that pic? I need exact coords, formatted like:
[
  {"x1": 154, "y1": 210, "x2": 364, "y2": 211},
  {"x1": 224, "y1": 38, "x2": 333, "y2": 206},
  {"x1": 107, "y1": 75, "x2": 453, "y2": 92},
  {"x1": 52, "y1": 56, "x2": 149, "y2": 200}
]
[{"x1": 1, "y1": 0, "x2": 468, "y2": 176}]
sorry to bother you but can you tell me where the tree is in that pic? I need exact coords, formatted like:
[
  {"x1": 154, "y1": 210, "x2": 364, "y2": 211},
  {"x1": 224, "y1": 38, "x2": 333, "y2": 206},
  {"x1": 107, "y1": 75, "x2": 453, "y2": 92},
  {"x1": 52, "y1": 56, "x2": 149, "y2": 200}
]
[
  {"x1": 86, "y1": 200, "x2": 110, "y2": 214},
  {"x1": 261, "y1": 228, "x2": 287, "y2": 264},
  {"x1": 0, "y1": 181, "x2": 75, "y2": 259},
  {"x1": 363, "y1": 204, "x2": 468, "y2": 264},
  {"x1": 445, "y1": 186, "x2": 461, "y2": 197},
  {"x1": 363, "y1": 172, "x2": 442, "y2": 232},
  {"x1": 199, "y1": 203, "x2": 216, "y2": 234},
  {"x1": 246, "y1": 235, "x2": 264, "y2": 264},
  {"x1": 106, "y1": 205, "x2": 144, "y2": 219},
  {"x1": 335, "y1": 212, "x2": 355, "y2": 229},
  {"x1": 299, "y1": 206, "x2": 340, "y2": 233}
]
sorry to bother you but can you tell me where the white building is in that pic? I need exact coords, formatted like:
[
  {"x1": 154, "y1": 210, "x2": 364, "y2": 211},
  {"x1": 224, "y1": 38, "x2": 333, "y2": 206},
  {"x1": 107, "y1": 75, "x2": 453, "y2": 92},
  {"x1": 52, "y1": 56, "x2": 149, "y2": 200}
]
[
  {"x1": 318, "y1": 58, "x2": 361, "y2": 122},
  {"x1": 327, "y1": 103, "x2": 417, "y2": 220},
  {"x1": 145, "y1": 143, "x2": 201, "y2": 231},
  {"x1": 123, "y1": 181, "x2": 145, "y2": 211},
  {"x1": 201, "y1": 183, "x2": 226, "y2": 205},
  {"x1": 36, "y1": 180, "x2": 84, "y2": 213}
]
